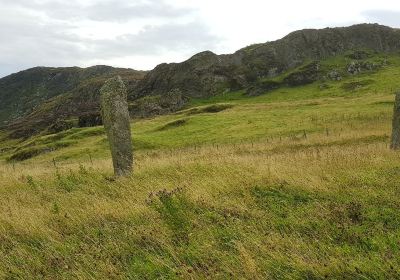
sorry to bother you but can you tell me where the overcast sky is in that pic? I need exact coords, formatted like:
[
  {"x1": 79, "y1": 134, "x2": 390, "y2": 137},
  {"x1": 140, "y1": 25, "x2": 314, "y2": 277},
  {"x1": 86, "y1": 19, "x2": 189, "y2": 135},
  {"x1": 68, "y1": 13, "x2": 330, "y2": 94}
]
[{"x1": 1, "y1": 0, "x2": 400, "y2": 78}]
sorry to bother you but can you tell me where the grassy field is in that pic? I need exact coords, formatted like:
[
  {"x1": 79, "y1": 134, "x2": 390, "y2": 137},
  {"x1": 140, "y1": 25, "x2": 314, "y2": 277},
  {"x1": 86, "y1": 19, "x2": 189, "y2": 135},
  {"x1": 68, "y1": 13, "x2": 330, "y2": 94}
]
[{"x1": 0, "y1": 55, "x2": 400, "y2": 279}]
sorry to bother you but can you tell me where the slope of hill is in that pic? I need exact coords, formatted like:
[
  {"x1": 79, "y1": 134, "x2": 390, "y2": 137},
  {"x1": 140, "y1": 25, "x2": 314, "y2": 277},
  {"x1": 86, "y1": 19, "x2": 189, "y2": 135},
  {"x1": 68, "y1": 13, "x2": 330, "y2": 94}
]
[
  {"x1": 0, "y1": 66, "x2": 146, "y2": 137},
  {"x1": 1, "y1": 23, "x2": 399, "y2": 139},
  {"x1": 0, "y1": 51, "x2": 399, "y2": 278}
]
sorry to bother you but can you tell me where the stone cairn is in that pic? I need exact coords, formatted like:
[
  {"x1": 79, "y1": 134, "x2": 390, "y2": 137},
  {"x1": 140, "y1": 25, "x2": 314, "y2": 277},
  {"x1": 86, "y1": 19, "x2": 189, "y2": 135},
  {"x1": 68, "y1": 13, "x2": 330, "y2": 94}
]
[
  {"x1": 391, "y1": 91, "x2": 400, "y2": 150},
  {"x1": 100, "y1": 76, "x2": 133, "y2": 176}
]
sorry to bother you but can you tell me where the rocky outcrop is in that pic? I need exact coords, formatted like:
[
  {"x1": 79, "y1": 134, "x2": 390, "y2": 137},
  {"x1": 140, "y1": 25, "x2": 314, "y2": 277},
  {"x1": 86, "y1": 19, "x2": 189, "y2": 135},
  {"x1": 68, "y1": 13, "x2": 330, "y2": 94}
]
[
  {"x1": 133, "y1": 24, "x2": 400, "y2": 101},
  {"x1": 347, "y1": 60, "x2": 384, "y2": 75},
  {"x1": 4, "y1": 66, "x2": 146, "y2": 138},
  {"x1": 129, "y1": 89, "x2": 188, "y2": 118},
  {"x1": 327, "y1": 70, "x2": 342, "y2": 81},
  {"x1": 131, "y1": 51, "x2": 239, "y2": 100}
]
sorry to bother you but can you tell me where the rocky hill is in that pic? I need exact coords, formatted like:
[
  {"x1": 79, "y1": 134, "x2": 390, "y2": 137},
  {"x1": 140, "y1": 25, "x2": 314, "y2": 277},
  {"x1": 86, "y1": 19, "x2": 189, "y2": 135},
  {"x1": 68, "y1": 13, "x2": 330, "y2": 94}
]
[
  {"x1": 132, "y1": 23, "x2": 400, "y2": 98},
  {"x1": 1, "y1": 23, "x2": 400, "y2": 138},
  {"x1": 1, "y1": 66, "x2": 146, "y2": 138}
]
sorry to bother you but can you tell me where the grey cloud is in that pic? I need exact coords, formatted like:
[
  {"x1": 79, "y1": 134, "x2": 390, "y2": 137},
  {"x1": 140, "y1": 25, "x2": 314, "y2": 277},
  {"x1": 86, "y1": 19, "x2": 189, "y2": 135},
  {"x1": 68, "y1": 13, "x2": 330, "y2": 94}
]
[
  {"x1": 362, "y1": 10, "x2": 400, "y2": 28},
  {"x1": 94, "y1": 22, "x2": 220, "y2": 57},
  {"x1": 0, "y1": 13, "x2": 87, "y2": 67},
  {"x1": 86, "y1": 0, "x2": 194, "y2": 22},
  {"x1": 0, "y1": 1, "x2": 220, "y2": 78},
  {"x1": 5, "y1": 0, "x2": 194, "y2": 22}
]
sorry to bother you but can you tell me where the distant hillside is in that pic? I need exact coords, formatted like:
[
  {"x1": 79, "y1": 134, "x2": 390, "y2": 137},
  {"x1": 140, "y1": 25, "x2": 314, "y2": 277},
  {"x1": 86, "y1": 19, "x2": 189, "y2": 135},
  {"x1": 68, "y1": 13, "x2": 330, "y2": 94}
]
[
  {"x1": 1, "y1": 66, "x2": 146, "y2": 137},
  {"x1": 1, "y1": 23, "x2": 400, "y2": 138},
  {"x1": 132, "y1": 23, "x2": 400, "y2": 99}
]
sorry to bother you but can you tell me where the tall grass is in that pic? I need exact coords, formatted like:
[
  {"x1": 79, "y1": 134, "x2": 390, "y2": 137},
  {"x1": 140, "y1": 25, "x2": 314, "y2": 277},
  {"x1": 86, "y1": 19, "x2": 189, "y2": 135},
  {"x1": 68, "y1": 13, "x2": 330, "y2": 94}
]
[
  {"x1": 0, "y1": 54, "x2": 399, "y2": 279},
  {"x1": 0, "y1": 125, "x2": 399, "y2": 278}
]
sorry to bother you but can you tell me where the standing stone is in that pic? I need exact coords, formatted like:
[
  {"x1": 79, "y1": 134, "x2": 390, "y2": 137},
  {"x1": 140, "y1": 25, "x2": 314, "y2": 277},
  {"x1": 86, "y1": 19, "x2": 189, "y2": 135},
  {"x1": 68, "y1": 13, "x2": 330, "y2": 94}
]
[
  {"x1": 391, "y1": 92, "x2": 400, "y2": 150},
  {"x1": 100, "y1": 76, "x2": 133, "y2": 176}
]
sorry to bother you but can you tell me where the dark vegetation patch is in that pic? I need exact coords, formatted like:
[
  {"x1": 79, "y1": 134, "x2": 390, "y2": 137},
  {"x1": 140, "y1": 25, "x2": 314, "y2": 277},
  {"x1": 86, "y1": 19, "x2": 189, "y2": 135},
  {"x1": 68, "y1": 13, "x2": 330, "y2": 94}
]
[
  {"x1": 47, "y1": 119, "x2": 78, "y2": 134},
  {"x1": 283, "y1": 61, "x2": 320, "y2": 86},
  {"x1": 148, "y1": 188, "x2": 191, "y2": 245},
  {"x1": 345, "y1": 49, "x2": 374, "y2": 60},
  {"x1": 370, "y1": 101, "x2": 394, "y2": 106},
  {"x1": 251, "y1": 183, "x2": 312, "y2": 217},
  {"x1": 157, "y1": 119, "x2": 188, "y2": 131},
  {"x1": 7, "y1": 140, "x2": 76, "y2": 161},
  {"x1": 3, "y1": 126, "x2": 105, "y2": 161},
  {"x1": 341, "y1": 79, "x2": 375, "y2": 91},
  {"x1": 13, "y1": 127, "x2": 104, "y2": 152},
  {"x1": 245, "y1": 61, "x2": 321, "y2": 96},
  {"x1": 319, "y1": 83, "x2": 332, "y2": 90},
  {"x1": 185, "y1": 104, "x2": 234, "y2": 115},
  {"x1": 239, "y1": 135, "x2": 390, "y2": 157},
  {"x1": 246, "y1": 80, "x2": 281, "y2": 96},
  {"x1": 0, "y1": 146, "x2": 16, "y2": 154},
  {"x1": 78, "y1": 113, "x2": 103, "y2": 127},
  {"x1": 302, "y1": 101, "x2": 321, "y2": 106},
  {"x1": 8, "y1": 147, "x2": 46, "y2": 161},
  {"x1": 320, "y1": 134, "x2": 389, "y2": 146}
]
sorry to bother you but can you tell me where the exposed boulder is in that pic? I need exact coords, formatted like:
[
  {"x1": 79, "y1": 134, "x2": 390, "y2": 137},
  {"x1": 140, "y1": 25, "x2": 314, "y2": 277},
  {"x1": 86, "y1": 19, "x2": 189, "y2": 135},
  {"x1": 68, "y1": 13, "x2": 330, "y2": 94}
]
[
  {"x1": 347, "y1": 61, "x2": 363, "y2": 75},
  {"x1": 327, "y1": 70, "x2": 342, "y2": 81},
  {"x1": 347, "y1": 60, "x2": 385, "y2": 75}
]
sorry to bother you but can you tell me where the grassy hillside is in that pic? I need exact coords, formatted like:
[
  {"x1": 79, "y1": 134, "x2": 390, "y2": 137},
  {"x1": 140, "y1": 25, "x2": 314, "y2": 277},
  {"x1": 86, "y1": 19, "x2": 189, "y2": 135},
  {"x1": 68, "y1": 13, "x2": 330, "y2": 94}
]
[{"x1": 0, "y1": 54, "x2": 400, "y2": 279}]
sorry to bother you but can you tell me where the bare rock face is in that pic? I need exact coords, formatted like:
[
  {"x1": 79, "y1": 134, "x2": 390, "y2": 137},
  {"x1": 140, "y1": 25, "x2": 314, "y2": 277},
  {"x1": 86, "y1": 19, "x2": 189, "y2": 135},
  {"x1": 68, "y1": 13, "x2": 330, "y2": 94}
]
[
  {"x1": 100, "y1": 76, "x2": 133, "y2": 176},
  {"x1": 391, "y1": 92, "x2": 400, "y2": 150}
]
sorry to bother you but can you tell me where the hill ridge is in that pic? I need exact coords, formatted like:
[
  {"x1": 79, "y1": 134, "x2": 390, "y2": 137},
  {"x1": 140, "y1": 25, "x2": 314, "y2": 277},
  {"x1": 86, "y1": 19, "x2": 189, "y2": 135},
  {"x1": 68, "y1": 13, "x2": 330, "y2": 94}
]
[{"x1": 1, "y1": 23, "x2": 400, "y2": 138}]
